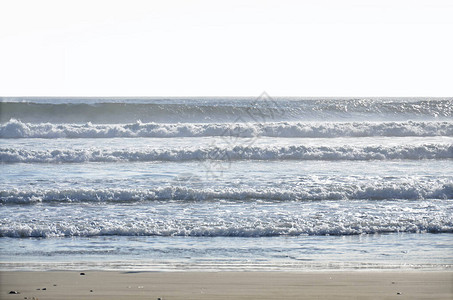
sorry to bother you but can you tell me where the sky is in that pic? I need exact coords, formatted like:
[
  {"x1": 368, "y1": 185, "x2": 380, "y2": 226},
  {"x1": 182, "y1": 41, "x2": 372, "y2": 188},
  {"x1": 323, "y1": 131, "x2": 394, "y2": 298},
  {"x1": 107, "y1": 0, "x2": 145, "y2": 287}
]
[{"x1": 0, "y1": 0, "x2": 452, "y2": 97}]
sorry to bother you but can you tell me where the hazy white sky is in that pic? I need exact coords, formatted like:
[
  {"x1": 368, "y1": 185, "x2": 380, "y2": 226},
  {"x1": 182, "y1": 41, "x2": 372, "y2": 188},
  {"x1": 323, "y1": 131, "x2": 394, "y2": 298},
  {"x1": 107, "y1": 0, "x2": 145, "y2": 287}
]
[{"x1": 0, "y1": 0, "x2": 452, "y2": 96}]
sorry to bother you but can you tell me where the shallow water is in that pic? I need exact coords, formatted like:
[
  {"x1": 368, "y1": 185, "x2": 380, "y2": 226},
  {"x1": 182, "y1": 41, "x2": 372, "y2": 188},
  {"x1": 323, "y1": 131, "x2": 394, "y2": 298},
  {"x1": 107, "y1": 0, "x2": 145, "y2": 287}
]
[{"x1": 1, "y1": 233, "x2": 452, "y2": 271}]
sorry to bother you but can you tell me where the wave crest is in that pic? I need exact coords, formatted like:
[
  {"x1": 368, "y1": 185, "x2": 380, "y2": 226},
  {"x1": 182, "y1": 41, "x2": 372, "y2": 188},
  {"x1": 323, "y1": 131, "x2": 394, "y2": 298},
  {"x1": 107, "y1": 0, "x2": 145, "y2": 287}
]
[
  {"x1": 2, "y1": 182, "x2": 452, "y2": 204},
  {"x1": 1, "y1": 119, "x2": 453, "y2": 138},
  {"x1": 1, "y1": 144, "x2": 452, "y2": 163},
  {"x1": 1, "y1": 98, "x2": 452, "y2": 124}
]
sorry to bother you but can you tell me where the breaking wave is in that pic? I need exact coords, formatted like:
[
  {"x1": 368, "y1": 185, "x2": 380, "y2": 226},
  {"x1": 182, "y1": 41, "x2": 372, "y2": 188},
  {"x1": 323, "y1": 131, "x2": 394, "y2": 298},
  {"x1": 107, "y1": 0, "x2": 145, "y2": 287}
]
[
  {"x1": 2, "y1": 220, "x2": 452, "y2": 238},
  {"x1": 1, "y1": 189, "x2": 452, "y2": 237},
  {"x1": 1, "y1": 144, "x2": 452, "y2": 163},
  {"x1": 2, "y1": 181, "x2": 452, "y2": 204},
  {"x1": 1, "y1": 97, "x2": 452, "y2": 123},
  {"x1": 2, "y1": 119, "x2": 453, "y2": 138}
]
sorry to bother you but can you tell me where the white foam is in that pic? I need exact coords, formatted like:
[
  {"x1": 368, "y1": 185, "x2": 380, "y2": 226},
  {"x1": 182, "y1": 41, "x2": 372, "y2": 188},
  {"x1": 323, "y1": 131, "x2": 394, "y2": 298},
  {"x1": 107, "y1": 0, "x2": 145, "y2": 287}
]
[
  {"x1": 1, "y1": 119, "x2": 453, "y2": 138},
  {"x1": 1, "y1": 195, "x2": 451, "y2": 237},
  {"x1": 1, "y1": 143, "x2": 451, "y2": 163},
  {"x1": 2, "y1": 179, "x2": 452, "y2": 204}
]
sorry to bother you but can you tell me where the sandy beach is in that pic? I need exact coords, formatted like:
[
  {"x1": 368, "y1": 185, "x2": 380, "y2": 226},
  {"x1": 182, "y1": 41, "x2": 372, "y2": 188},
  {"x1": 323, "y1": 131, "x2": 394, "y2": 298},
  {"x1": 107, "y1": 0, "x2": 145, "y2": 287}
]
[{"x1": 1, "y1": 271, "x2": 452, "y2": 300}]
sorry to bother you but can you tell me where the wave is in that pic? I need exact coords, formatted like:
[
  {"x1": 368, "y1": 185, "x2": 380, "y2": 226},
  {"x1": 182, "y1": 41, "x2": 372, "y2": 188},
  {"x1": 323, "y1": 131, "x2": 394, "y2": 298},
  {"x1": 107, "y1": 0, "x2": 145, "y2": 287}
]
[
  {"x1": 1, "y1": 144, "x2": 452, "y2": 163},
  {"x1": 1, "y1": 194, "x2": 452, "y2": 237},
  {"x1": 2, "y1": 181, "x2": 452, "y2": 204},
  {"x1": 1, "y1": 97, "x2": 452, "y2": 123},
  {"x1": 1, "y1": 119, "x2": 453, "y2": 138},
  {"x1": 2, "y1": 221, "x2": 452, "y2": 238}
]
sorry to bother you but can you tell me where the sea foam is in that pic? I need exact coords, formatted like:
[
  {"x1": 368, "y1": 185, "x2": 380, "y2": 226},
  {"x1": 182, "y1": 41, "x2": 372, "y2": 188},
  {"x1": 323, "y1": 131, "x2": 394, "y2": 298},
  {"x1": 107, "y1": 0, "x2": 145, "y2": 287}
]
[
  {"x1": 1, "y1": 196, "x2": 452, "y2": 237},
  {"x1": 1, "y1": 144, "x2": 451, "y2": 163},
  {"x1": 2, "y1": 179, "x2": 452, "y2": 204},
  {"x1": 1, "y1": 119, "x2": 453, "y2": 138}
]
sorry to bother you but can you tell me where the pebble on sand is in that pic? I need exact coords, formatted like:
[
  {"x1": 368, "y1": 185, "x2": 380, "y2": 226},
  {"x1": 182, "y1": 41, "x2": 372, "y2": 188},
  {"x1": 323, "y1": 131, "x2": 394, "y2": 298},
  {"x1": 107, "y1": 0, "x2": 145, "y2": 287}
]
[
  {"x1": 9, "y1": 290, "x2": 20, "y2": 294},
  {"x1": 80, "y1": 272, "x2": 86, "y2": 276}
]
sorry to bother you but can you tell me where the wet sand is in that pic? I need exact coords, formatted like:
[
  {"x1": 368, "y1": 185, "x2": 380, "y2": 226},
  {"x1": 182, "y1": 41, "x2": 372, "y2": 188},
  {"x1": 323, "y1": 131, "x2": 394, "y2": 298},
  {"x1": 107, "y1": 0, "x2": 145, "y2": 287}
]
[{"x1": 1, "y1": 271, "x2": 452, "y2": 299}]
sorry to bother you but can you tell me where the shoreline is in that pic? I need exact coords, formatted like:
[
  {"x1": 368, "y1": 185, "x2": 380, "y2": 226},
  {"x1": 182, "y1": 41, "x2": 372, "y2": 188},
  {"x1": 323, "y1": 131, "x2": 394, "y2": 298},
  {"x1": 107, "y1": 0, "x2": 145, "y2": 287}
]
[{"x1": 1, "y1": 271, "x2": 452, "y2": 299}]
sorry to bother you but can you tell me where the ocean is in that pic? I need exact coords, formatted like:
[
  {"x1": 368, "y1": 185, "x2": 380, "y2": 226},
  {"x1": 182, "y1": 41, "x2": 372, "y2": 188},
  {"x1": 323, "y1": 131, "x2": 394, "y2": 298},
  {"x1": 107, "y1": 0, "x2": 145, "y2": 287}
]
[{"x1": 1, "y1": 95, "x2": 452, "y2": 271}]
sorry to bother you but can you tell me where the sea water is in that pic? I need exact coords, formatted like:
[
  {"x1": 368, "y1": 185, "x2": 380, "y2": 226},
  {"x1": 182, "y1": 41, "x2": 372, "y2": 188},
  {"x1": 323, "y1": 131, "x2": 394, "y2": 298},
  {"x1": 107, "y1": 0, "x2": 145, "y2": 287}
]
[{"x1": 1, "y1": 96, "x2": 452, "y2": 271}]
